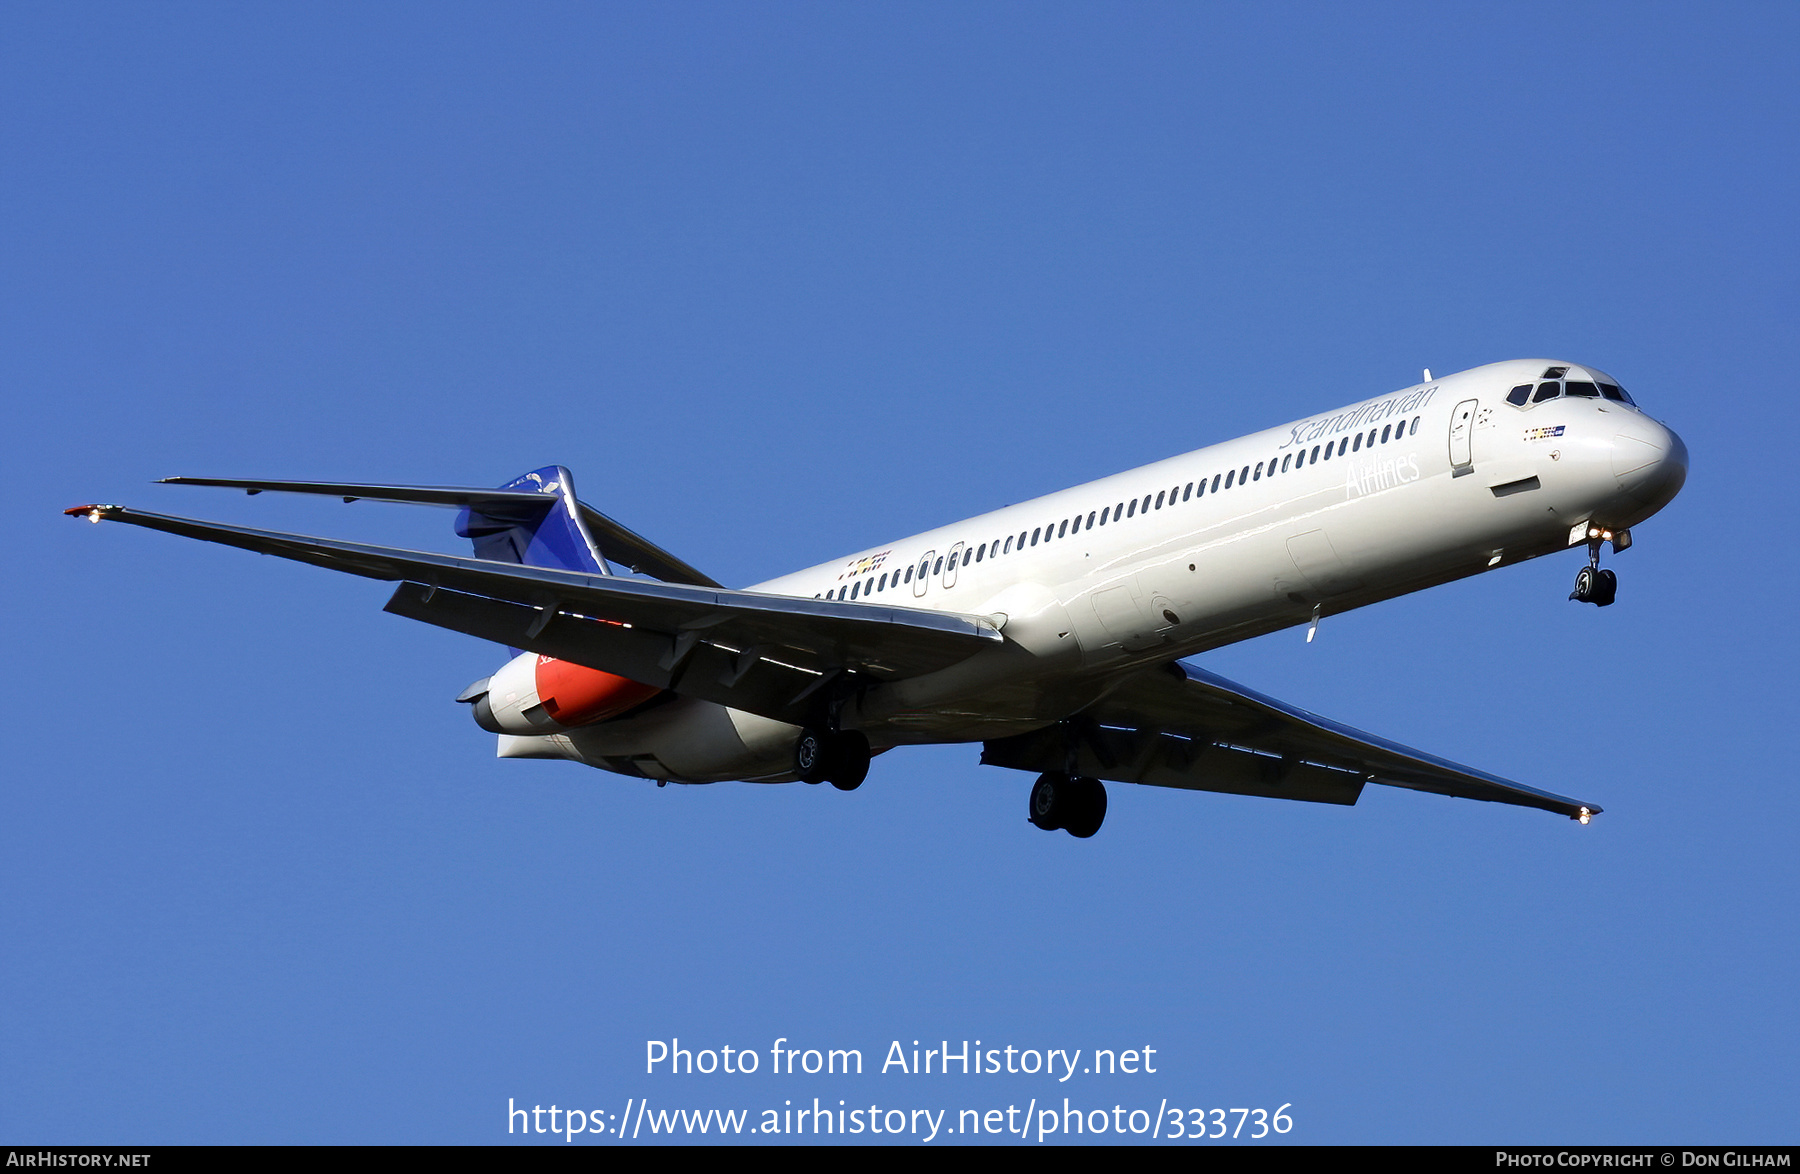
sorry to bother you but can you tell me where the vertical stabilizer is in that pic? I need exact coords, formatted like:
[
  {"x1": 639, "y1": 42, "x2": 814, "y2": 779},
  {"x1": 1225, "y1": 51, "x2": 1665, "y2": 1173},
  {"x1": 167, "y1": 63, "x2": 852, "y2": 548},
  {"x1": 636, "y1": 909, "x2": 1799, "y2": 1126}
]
[{"x1": 454, "y1": 465, "x2": 609, "y2": 575}]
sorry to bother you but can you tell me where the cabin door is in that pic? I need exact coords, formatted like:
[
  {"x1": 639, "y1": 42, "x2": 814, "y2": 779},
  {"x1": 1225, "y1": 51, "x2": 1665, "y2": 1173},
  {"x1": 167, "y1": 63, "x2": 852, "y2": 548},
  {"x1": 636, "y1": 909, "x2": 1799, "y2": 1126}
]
[{"x1": 1448, "y1": 398, "x2": 1478, "y2": 472}]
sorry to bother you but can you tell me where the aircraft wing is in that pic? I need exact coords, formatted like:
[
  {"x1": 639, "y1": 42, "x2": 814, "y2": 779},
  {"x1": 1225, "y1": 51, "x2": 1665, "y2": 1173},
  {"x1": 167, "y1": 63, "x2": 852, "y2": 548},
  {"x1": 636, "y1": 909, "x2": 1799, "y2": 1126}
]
[
  {"x1": 981, "y1": 660, "x2": 1601, "y2": 820},
  {"x1": 67, "y1": 504, "x2": 1000, "y2": 724},
  {"x1": 156, "y1": 476, "x2": 722, "y2": 587}
]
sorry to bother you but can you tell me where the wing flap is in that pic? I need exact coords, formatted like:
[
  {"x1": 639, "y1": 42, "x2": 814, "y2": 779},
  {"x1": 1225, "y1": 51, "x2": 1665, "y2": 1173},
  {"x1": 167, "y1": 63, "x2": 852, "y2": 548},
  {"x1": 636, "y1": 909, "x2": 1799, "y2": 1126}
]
[
  {"x1": 384, "y1": 584, "x2": 827, "y2": 723},
  {"x1": 984, "y1": 660, "x2": 1600, "y2": 819},
  {"x1": 982, "y1": 721, "x2": 1366, "y2": 805}
]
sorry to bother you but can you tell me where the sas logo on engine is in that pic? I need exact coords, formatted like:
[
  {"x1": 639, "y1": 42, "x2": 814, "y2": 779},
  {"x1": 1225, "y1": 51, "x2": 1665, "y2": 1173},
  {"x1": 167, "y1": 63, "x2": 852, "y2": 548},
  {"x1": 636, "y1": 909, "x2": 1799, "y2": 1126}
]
[{"x1": 1525, "y1": 425, "x2": 1566, "y2": 441}]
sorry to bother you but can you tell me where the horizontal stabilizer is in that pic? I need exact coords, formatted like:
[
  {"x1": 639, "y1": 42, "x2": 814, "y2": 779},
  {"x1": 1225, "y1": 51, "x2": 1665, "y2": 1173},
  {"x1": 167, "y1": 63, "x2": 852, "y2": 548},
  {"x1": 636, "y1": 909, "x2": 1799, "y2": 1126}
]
[{"x1": 157, "y1": 475, "x2": 721, "y2": 587}]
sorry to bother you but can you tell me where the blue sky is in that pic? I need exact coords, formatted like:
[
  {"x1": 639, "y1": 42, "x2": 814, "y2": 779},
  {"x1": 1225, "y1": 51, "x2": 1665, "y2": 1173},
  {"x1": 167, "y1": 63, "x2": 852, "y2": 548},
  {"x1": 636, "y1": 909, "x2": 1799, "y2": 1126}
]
[{"x1": 3, "y1": 2, "x2": 1795, "y2": 1144}]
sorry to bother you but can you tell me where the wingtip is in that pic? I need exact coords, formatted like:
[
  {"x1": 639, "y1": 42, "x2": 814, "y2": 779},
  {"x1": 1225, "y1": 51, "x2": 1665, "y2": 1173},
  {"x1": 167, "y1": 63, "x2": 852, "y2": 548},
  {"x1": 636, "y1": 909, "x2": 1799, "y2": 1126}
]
[{"x1": 64, "y1": 504, "x2": 117, "y2": 522}]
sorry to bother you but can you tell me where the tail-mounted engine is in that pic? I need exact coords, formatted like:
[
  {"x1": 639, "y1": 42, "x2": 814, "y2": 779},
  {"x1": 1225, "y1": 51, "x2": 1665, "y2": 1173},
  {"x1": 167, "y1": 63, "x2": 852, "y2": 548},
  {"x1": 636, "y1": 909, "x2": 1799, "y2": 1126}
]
[{"x1": 461, "y1": 652, "x2": 660, "y2": 735}]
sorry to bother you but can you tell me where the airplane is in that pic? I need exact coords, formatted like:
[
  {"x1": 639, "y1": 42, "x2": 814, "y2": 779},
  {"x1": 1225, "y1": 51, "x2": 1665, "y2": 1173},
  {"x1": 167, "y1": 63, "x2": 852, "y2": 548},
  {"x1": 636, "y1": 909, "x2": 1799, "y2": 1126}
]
[{"x1": 66, "y1": 359, "x2": 1686, "y2": 838}]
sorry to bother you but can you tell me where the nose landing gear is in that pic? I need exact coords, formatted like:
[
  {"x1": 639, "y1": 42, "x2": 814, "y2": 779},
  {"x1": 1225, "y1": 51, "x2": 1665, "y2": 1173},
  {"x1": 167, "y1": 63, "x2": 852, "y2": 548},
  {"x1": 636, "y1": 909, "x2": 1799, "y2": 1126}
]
[
  {"x1": 1570, "y1": 529, "x2": 1618, "y2": 607},
  {"x1": 1029, "y1": 772, "x2": 1108, "y2": 838}
]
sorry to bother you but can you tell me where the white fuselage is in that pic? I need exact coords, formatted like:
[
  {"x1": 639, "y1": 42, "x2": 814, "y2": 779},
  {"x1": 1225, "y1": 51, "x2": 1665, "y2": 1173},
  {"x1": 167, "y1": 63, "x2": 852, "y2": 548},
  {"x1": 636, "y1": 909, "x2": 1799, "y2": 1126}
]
[{"x1": 508, "y1": 359, "x2": 1686, "y2": 782}]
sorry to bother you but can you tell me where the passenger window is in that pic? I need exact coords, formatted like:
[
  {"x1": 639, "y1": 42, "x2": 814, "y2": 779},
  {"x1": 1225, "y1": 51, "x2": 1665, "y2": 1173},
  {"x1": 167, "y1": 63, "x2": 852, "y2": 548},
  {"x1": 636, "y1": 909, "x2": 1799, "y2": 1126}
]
[
  {"x1": 1030, "y1": 528, "x2": 1040, "y2": 546},
  {"x1": 852, "y1": 580, "x2": 862, "y2": 599},
  {"x1": 1507, "y1": 384, "x2": 1532, "y2": 406},
  {"x1": 1182, "y1": 483, "x2": 1192, "y2": 501},
  {"x1": 1368, "y1": 428, "x2": 1378, "y2": 447},
  {"x1": 1126, "y1": 500, "x2": 1137, "y2": 517},
  {"x1": 1097, "y1": 509, "x2": 1108, "y2": 526},
  {"x1": 1410, "y1": 417, "x2": 1419, "y2": 435},
  {"x1": 1058, "y1": 519, "x2": 1069, "y2": 538},
  {"x1": 1352, "y1": 433, "x2": 1362, "y2": 452},
  {"x1": 1196, "y1": 479, "x2": 1206, "y2": 497},
  {"x1": 963, "y1": 549, "x2": 972, "y2": 566},
  {"x1": 1019, "y1": 531, "x2": 1028, "y2": 548},
  {"x1": 1003, "y1": 536, "x2": 1013, "y2": 553},
  {"x1": 1210, "y1": 474, "x2": 1221, "y2": 492},
  {"x1": 974, "y1": 546, "x2": 983, "y2": 563},
  {"x1": 1565, "y1": 380, "x2": 1600, "y2": 398},
  {"x1": 933, "y1": 557, "x2": 943, "y2": 574},
  {"x1": 1338, "y1": 438, "x2": 1349, "y2": 456},
  {"x1": 1533, "y1": 382, "x2": 1560, "y2": 403},
  {"x1": 1381, "y1": 425, "x2": 1391, "y2": 443},
  {"x1": 1281, "y1": 454, "x2": 1292, "y2": 472},
  {"x1": 904, "y1": 565, "x2": 913, "y2": 583},
  {"x1": 878, "y1": 573, "x2": 887, "y2": 590},
  {"x1": 839, "y1": 586, "x2": 848, "y2": 600},
  {"x1": 1087, "y1": 510, "x2": 1096, "y2": 527},
  {"x1": 1225, "y1": 469, "x2": 1235, "y2": 488},
  {"x1": 1239, "y1": 466, "x2": 1249, "y2": 484},
  {"x1": 1142, "y1": 494, "x2": 1152, "y2": 512},
  {"x1": 1253, "y1": 462, "x2": 1263, "y2": 481},
  {"x1": 1311, "y1": 445, "x2": 1320, "y2": 462},
  {"x1": 1155, "y1": 491, "x2": 1166, "y2": 509}
]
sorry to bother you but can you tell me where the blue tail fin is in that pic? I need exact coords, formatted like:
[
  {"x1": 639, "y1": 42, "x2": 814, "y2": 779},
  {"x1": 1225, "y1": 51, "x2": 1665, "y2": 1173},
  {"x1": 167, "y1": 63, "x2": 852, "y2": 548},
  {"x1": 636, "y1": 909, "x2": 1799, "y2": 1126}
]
[{"x1": 454, "y1": 465, "x2": 609, "y2": 575}]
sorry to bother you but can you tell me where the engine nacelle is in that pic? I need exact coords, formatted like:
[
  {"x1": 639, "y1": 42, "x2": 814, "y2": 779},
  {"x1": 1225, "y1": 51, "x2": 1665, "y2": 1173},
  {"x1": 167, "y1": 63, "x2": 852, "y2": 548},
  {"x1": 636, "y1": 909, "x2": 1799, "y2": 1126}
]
[
  {"x1": 468, "y1": 651, "x2": 660, "y2": 735},
  {"x1": 500, "y1": 697, "x2": 803, "y2": 783}
]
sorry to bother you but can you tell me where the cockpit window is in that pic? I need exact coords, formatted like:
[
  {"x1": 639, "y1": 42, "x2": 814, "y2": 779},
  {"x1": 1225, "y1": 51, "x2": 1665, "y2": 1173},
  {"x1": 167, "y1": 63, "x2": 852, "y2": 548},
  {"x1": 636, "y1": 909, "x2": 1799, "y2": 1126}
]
[
  {"x1": 1565, "y1": 380, "x2": 1600, "y2": 398},
  {"x1": 1506, "y1": 384, "x2": 1532, "y2": 406},
  {"x1": 1532, "y1": 381, "x2": 1561, "y2": 403},
  {"x1": 1598, "y1": 382, "x2": 1635, "y2": 405},
  {"x1": 1542, "y1": 366, "x2": 1569, "y2": 379}
]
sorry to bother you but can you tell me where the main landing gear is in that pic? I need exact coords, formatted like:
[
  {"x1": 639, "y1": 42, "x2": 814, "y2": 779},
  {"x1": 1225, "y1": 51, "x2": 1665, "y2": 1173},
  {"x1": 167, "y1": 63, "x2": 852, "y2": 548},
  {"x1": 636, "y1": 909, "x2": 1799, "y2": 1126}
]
[
  {"x1": 794, "y1": 728, "x2": 871, "y2": 791},
  {"x1": 1029, "y1": 772, "x2": 1108, "y2": 839},
  {"x1": 1570, "y1": 528, "x2": 1619, "y2": 607}
]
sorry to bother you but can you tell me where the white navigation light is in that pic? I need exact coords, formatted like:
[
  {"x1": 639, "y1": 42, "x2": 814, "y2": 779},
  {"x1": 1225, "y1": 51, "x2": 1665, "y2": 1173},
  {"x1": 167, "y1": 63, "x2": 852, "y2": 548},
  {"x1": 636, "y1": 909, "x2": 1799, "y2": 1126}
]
[
  {"x1": 88, "y1": 509, "x2": 102, "y2": 523},
  {"x1": 1578, "y1": 807, "x2": 1592, "y2": 825}
]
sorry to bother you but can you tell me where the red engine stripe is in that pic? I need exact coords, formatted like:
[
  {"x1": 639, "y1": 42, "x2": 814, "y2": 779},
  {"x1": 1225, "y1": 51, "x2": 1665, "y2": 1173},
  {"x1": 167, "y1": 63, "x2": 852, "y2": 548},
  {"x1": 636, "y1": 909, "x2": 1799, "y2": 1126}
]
[{"x1": 534, "y1": 657, "x2": 661, "y2": 727}]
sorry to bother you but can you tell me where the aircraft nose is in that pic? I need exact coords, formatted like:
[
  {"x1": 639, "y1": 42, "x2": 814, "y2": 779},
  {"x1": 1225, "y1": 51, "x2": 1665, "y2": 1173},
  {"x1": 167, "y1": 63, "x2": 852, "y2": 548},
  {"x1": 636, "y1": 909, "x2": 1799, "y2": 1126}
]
[{"x1": 1610, "y1": 414, "x2": 1688, "y2": 509}]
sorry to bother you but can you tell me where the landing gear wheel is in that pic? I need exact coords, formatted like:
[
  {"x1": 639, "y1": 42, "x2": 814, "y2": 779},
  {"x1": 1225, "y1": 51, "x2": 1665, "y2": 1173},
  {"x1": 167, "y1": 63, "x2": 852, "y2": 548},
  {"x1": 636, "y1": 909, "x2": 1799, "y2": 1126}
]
[
  {"x1": 1029, "y1": 773, "x2": 1068, "y2": 831},
  {"x1": 1029, "y1": 774, "x2": 1107, "y2": 837},
  {"x1": 1063, "y1": 777, "x2": 1108, "y2": 839},
  {"x1": 794, "y1": 728, "x2": 833, "y2": 784},
  {"x1": 1570, "y1": 565, "x2": 1620, "y2": 607},
  {"x1": 828, "y1": 731, "x2": 870, "y2": 791},
  {"x1": 1571, "y1": 565, "x2": 1597, "y2": 603}
]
